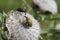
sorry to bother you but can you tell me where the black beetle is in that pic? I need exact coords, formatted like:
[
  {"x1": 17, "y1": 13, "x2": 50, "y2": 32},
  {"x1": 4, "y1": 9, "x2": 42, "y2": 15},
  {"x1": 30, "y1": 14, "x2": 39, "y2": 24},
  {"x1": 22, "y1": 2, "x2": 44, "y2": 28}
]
[{"x1": 17, "y1": 8, "x2": 26, "y2": 12}]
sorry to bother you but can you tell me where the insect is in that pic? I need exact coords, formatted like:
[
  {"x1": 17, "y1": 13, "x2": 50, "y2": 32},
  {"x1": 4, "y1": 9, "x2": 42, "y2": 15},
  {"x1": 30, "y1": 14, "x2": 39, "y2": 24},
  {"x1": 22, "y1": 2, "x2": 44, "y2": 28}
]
[
  {"x1": 17, "y1": 8, "x2": 32, "y2": 27},
  {"x1": 17, "y1": 8, "x2": 26, "y2": 12}
]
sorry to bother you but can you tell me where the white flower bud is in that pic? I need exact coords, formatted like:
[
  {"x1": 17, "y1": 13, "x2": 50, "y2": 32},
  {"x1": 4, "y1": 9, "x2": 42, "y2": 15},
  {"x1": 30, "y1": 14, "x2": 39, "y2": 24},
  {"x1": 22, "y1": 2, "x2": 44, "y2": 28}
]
[
  {"x1": 56, "y1": 23, "x2": 60, "y2": 31},
  {"x1": 33, "y1": 0, "x2": 58, "y2": 14},
  {"x1": 6, "y1": 10, "x2": 40, "y2": 40}
]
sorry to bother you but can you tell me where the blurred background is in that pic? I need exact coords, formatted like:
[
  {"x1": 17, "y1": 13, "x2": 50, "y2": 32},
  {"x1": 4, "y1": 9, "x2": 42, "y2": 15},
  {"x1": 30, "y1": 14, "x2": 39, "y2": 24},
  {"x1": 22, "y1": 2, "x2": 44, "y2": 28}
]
[{"x1": 0, "y1": 0, "x2": 60, "y2": 40}]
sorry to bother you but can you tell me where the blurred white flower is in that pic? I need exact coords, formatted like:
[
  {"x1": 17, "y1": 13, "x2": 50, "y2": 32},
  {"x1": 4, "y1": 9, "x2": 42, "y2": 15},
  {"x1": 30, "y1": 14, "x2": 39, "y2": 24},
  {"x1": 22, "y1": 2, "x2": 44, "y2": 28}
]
[
  {"x1": 6, "y1": 10, "x2": 40, "y2": 40},
  {"x1": 56, "y1": 23, "x2": 60, "y2": 31},
  {"x1": 33, "y1": 0, "x2": 58, "y2": 14}
]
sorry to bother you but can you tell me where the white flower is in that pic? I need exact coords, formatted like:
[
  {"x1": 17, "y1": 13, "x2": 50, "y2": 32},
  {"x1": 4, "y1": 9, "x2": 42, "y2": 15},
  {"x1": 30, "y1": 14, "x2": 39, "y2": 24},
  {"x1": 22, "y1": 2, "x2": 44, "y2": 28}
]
[
  {"x1": 56, "y1": 23, "x2": 60, "y2": 31},
  {"x1": 6, "y1": 10, "x2": 40, "y2": 40},
  {"x1": 33, "y1": 0, "x2": 58, "y2": 14}
]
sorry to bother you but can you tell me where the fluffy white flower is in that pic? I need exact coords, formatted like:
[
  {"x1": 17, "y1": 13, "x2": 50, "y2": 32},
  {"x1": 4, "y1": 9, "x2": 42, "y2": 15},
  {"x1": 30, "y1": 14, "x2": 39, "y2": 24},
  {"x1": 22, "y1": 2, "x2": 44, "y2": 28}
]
[
  {"x1": 6, "y1": 10, "x2": 40, "y2": 40},
  {"x1": 33, "y1": 0, "x2": 58, "y2": 14},
  {"x1": 56, "y1": 23, "x2": 60, "y2": 31}
]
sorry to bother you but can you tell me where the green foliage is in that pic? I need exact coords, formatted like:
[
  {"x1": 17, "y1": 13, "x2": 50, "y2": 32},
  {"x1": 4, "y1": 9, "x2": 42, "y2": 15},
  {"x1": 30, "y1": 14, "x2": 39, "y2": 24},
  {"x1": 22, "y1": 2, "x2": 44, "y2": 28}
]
[{"x1": 0, "y1": 0, "x2": 60, "y2": 40}]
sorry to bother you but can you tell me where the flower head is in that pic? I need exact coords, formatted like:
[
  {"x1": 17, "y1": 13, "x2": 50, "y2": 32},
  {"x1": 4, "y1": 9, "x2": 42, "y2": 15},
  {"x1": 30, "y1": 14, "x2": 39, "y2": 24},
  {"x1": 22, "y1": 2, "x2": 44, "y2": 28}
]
[
  {"x1": 33, "y1": 0, "x2": 58, "y2": 14},
  {"x1": 6, "y1": 10, "x2": 40, "y2": 40}
]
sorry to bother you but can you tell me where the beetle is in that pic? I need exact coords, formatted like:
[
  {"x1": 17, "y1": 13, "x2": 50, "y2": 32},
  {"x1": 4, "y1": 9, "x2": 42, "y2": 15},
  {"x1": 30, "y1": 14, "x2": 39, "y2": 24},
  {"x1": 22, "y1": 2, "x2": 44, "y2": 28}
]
[
  {"x1": 17, "y1": 8, "x2": 26, "y2": 12},
  {"x1": 17, "y1": 8, "x2": 32, "y2": 27}
]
